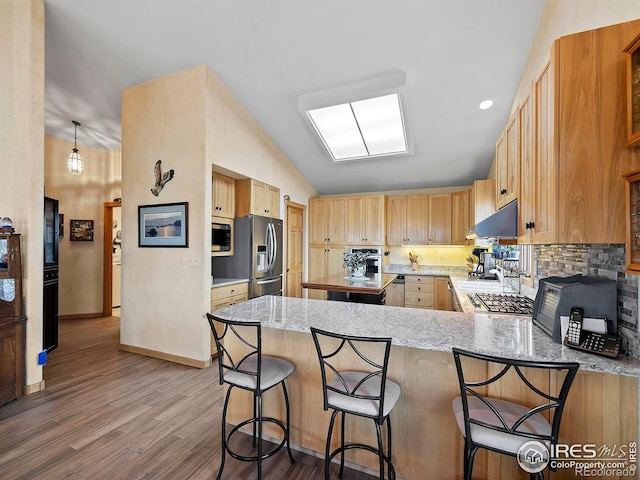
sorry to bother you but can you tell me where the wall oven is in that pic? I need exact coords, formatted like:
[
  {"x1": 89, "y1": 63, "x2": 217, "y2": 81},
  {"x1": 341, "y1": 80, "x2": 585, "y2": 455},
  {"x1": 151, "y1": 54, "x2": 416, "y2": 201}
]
[
  {"x1": 347, "y1": 247, "x2": 383, "y2": 275},
  {"x1": 212, "y1": 219, "x2": 232, "y2": 255}
]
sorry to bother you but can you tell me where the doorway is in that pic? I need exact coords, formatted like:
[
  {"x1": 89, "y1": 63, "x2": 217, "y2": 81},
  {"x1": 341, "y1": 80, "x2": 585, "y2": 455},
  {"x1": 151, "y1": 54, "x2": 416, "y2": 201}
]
[
  {"x1": 285, "y1": 199, "x2": 305, "y2": 298},
  {"x1": 102, "y1": 200, "x2": 122, "y2": 316}
]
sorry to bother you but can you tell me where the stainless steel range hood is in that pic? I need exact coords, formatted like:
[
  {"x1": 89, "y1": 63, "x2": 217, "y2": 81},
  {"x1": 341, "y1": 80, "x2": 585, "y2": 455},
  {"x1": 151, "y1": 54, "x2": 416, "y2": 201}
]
[{"x1": 466, "y1": 200, "x2": 518, "y2": 239}]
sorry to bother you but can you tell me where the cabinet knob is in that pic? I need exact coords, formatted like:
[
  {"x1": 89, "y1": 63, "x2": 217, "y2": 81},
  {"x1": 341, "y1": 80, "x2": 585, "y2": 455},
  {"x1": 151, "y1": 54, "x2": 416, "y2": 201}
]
[
  {"x1": 417, "y1": 286, "x2": 421, "y2": 290},
  {"x1": 530, "y1": 221, "x2": 535, "y2": 229}
]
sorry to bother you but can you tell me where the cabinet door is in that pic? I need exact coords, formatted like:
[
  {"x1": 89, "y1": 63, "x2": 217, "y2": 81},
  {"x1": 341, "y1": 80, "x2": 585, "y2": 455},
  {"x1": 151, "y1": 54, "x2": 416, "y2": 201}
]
[
  {"x1": 451, "y1": 190, "x2": 469, "y2": 245},
  {"x1": 327, "y1": 247, "x2": 347, "y2": 277},
  {"x1": 266, "y1": 185, "x2": 280, "y2": 218},
  {"x1": 212, "y1": 173, "x2": 236, "y2": 219},
  {"x1": 434, "y1": 277, "x2": 452, "y2": 311},
  {"x1": 496, "y1": 132, "x2": 507, "y2": 208},
  {"x1": 518, "y1": 87, "x2": 535, "y2": 243},
  {"x1": 406, "y1": 195, "x2": 429, "y2": 244},
  {"x1": 346, "y1": 196, "x2": 366, "y2": 245},
  {"x1": 364, "y1": 195, "x2": 385, "y2": 245},
  {"x1": 309, "y1": 198, "x2": 328, "y2": 245},
  {"x1": 251, "y1": 180, "x2": 267, "y2": 215},
  {"x1": 386, "y1": 196, "x2": 407, "y2": 245},
  {"x1": 504, "y1": 112, "x2": 520, "y2": 206},
  {"x1": 428, "y1": 194, "x2": 452, "y2": 245},
  {"x1": 533, "y1": 56, "x2": 558, "y2": 244},
  {"x1": 327, "y1": 197, "x2": 347, "y2": 245},
  {"x1": 308, "y1": 245, "x2": 328, "y2": 279}
]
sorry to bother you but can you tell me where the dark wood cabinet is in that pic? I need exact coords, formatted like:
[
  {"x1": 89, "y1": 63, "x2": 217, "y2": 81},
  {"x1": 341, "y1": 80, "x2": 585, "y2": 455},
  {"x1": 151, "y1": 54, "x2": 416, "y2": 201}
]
[{"x1": 0, "y1": 233, "x2": 26, "y2": 406}]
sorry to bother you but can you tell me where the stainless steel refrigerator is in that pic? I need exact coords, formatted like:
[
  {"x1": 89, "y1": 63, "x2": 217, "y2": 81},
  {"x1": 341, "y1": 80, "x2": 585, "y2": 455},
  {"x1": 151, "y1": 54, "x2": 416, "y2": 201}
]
[{"x1": 213, "y1": 215, "x2": 283, "y2": 298}]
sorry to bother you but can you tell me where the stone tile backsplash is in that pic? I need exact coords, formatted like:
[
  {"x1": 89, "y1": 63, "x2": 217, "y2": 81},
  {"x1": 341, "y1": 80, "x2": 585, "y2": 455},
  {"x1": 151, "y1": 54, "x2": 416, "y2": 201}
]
[{"x1": 534, "y1": 244, "x2": 639, "y2": 357}]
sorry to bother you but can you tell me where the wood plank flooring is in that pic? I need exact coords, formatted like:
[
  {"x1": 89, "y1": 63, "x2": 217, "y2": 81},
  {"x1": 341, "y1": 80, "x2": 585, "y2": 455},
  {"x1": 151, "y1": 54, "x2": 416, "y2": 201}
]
[{"x1": 0, "y1": 316, "x2": 379, "y2": 480}]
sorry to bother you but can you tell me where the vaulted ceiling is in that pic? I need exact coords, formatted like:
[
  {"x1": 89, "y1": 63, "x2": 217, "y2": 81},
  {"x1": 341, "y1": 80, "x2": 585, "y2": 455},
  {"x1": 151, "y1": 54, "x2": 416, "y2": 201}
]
[{"x1": 44, "y1": 0, "x2": 545, "y2": 194}]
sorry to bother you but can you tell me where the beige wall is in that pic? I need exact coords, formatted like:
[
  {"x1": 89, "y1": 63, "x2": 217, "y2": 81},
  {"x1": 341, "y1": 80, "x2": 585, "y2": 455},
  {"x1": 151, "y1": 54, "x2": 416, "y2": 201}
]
[
  {"x1": 121, "y1": 65, "x2": 316, "y2": 364},
  {"x1": 44, "y1": 136, "x2": 122, "y2": 316},
  {"x1": 0, "y1": 0, "x2": 45, "y2": 389}
]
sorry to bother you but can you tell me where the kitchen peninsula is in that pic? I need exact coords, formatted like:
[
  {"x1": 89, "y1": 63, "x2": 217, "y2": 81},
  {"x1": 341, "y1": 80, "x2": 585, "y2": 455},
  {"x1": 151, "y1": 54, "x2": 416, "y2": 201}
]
[
  {"x1": 301, "y1": 272, "x2": 397, "y2": 304},
  {"x1": 213, "y1": 296, "x2": 639, "y2": 480}
]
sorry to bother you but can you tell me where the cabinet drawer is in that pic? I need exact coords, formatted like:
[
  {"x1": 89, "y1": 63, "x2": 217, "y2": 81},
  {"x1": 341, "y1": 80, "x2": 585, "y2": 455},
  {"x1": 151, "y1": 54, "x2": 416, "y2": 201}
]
[
  {"x1": 211, "y1": 282, "x2": 248, "y2": 301},
  {"x1": 405, "y1": 282, "x2": 434, "y2": 293},
  {"x1": 404, "y1": 292, "x2": 434, "y2": 308},
  {"x1": 405, "y1": 275, "x2": 434, "y2": 285}
]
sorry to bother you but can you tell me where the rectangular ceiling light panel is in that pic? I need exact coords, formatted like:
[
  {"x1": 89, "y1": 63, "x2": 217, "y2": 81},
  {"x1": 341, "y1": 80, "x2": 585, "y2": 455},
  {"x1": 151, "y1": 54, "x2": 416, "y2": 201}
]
[
  {"x1": 307, "y1": 104, "x2": 368, "y2": 160},
  {"x1": 306, "y1": 93, "x2": 408, "y2": 162},
  {"x1": 352, "y1": 93, "x2": 407, "y2": 156}
]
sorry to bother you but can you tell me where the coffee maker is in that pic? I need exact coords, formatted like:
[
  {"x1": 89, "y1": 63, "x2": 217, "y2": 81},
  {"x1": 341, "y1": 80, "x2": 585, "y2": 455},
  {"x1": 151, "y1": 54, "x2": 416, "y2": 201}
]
[{"x1": 479, "y1": 252, "x2": 497, "y2": 280}]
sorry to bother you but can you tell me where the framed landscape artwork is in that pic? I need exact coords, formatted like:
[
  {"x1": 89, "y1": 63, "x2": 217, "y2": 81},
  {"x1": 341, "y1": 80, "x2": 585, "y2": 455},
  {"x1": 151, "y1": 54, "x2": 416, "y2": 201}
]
[
  {"x1": 138, "y1": 202, "x2": 188, "y2": 247},
  {"x1": 70, "y1": 219, "x2": 94, "y2": 241}
]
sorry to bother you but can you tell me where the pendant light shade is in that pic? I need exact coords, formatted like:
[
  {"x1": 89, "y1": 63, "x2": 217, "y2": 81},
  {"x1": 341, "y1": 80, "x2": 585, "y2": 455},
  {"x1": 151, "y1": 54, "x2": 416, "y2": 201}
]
[{"x1": 67, "y1": 120, "x2": 84, "y2": 175}]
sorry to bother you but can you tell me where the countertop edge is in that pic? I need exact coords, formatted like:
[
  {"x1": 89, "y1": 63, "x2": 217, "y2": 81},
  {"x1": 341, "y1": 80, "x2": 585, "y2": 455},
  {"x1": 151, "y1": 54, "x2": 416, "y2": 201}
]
[{"x1": 212, "y1": 278, "x2": 250, "y2": 288}]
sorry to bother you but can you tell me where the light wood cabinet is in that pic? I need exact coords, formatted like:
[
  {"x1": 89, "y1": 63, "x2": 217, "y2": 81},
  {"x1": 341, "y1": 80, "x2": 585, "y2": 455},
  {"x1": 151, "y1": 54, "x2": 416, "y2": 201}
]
[
  {"x1": 385, "y1": 281, "x2": 404, "y2": 307},
  {"x1": 471, "y1": 179, "x2": 496, "y2": 229},
  {"x1": 386, "y1": 195, "x2": 429, "y2": 245},
  {"x1": 212, "y1": 172, "x2": 235, "y2": 219},
  {"x1": 434, "y1": 277, "x2": 452, "y2": 311},
  {"x1": 210, "y1": 282, "x2": 248, "y2": 356},
  {"x1": 517, "y1": 84, "x2": 536, "y2": 244},
  {"x1": 346, "y1": 195, "x2": 385, "y2": 246},
  {"x1": 496, "y1": 112, "x2": 519, "y2": 209},
  {"x1": 308, "y1": 245, "x2": 346, "y2": 300},
  {"x1": 309, "y1": 197, "x2": 347, "y2": 246},
  {"x1": 624, "y1": 32, "x2": 640, "y2": 146},
  {"x1": 522, "y1": 20, "x2": 640, "y2": 244},
  {"x1": 451, "y1": 189, "x2": 470, "y2": 245},
  {"x1": 236, "y1": 178, "x2": 280, "y2": 219},
  {"x1": 428, "y1": 194, "x2": 452, "y2": 245},
  {"x1": 404, "y1": 275, "x2": 434, "y2": 309}
]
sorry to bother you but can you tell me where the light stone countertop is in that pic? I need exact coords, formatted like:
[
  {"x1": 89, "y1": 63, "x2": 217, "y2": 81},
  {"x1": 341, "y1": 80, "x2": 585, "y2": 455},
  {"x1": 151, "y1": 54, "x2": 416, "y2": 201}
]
[
  {"x1": 211, "y1": 277, "x2": 250, "y2": 288},
  {"x1": 212, "y1": 295, "x2": 640, "y2": 378}
]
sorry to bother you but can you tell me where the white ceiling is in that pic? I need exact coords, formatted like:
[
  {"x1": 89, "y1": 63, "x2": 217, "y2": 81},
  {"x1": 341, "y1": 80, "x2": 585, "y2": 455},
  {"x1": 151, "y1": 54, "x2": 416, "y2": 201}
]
[{"x1": 44, "y1": 0, "x2": 545, "y2": 195}]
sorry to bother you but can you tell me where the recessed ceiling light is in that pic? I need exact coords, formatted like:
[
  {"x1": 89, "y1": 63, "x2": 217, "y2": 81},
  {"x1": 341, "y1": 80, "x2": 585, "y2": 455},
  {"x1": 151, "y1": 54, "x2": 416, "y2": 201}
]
[
  {"x1": 479, "y1": 100, "x2": 494, "y2": 110},
  {"x1": 298, "y1": 73, "x2": 413, "y2": 163}
]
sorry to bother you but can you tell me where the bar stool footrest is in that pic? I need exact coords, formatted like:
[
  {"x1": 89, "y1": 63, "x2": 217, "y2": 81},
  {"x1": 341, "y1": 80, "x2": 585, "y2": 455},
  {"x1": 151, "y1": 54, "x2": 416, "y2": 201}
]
[
  {"x1": 225, "y1": 417, "x2": 290, "y2": 462},
  {"x1": 328, "y1": 443, "x2": 396, "y2": 478}
]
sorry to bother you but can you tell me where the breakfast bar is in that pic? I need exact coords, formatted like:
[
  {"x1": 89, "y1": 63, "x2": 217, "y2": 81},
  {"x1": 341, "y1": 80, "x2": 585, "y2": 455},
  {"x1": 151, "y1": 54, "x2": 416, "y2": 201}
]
[{"x1": 213, "y1": 296, "x2": 639, "y2": 480}]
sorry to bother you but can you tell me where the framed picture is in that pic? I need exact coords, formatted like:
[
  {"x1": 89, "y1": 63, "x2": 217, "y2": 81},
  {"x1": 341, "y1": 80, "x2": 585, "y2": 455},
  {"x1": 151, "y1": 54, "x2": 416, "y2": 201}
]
[
  {"x1": 138, "y1": 202, "x2": 188, "y2": 247},
  {"x1": 70, "y1": 219, "x2": 94, "y2": 241}
]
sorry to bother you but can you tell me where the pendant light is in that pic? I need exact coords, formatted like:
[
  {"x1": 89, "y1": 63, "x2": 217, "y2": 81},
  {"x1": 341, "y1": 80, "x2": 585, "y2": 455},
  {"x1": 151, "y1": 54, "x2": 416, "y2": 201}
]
[{"x1": 67, "y1": 120, "x2": 84, "y2": 175}]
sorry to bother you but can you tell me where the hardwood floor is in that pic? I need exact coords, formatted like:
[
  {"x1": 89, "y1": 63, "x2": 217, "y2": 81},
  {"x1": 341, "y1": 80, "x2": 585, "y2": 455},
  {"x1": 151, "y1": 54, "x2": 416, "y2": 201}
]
[{"x1": 0, "y1": 317, "x2": 379, "y2": 479}]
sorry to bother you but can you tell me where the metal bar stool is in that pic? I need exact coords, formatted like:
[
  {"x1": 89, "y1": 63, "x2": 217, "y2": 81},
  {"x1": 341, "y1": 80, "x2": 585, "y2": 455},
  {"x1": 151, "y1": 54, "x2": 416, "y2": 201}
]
[
  {"x1": 310, "y1": 327, "x2": 400, "y2": 480},
  {"x1": 451, "y1": 347, "x2": 579, "y2": 480},
  {"x1": 207, "y1": 313, "x2": 295, "y2": 480}
]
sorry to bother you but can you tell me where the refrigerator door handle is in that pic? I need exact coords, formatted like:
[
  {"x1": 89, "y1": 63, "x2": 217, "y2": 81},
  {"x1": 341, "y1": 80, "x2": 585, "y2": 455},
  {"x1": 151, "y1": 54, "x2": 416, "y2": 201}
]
[
  {"x1": 256, "y1": 277, "x2": 281, "y2": 285},
  {"x1": 270, "y1": 222, "x2": 277, "y2": 270}
]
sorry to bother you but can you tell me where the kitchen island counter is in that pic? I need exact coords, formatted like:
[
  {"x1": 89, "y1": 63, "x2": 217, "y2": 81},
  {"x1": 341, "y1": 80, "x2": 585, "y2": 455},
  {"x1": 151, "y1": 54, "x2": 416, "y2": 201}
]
[
  {"x1": 301, "y1": 272, "x2": 397, "y2": 295},
  {"x1": 212, "y1": 297, "x2": 638, "y2": 479}
]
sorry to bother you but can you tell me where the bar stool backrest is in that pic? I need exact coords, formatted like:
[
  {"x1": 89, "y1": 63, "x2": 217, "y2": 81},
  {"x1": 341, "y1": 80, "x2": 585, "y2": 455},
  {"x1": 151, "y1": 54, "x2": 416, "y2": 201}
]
[
  {"x1": 311, "y1": 327, "x2": 392, "y2": 424},
  {"x1": 452, "y1": 348, "x2": 579, "y2": 447},
  {"x1": 207, "y1": 313, "x2": 262, "y2": 389}
]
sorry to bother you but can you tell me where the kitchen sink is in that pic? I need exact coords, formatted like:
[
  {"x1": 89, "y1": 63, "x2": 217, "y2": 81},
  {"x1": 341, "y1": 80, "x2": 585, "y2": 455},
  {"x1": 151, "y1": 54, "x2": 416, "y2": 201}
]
[{"x1": 455, "y1": 280, "x2": 516, "y2": 294}]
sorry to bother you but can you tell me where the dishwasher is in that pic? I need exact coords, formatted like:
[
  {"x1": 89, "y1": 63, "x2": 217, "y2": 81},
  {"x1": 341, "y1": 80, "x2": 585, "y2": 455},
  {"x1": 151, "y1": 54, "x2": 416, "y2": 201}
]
[{"x1": 386, "y1": 275, "x2": 405, "y2": 307}]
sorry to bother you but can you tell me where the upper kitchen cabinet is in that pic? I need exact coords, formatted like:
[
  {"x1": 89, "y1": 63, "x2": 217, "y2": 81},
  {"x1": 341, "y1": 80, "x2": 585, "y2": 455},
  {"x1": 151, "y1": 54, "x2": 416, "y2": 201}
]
[
  {"x1": 472, "y1": 179, "x2": 496, "y2": 227},
  {"x1": 428, "y1": 194, "x2": 452, "y2": 245},
  {"x1": 496, "y1": 112, "x2": 519, "y2": 209},
  {"x1": 522, "y1": 19, "x2": 640, "y2": 244},
  {"x1": 346, "y1": 195, "x2": 385, "y2": 246},
  {"x1": 624, "y1": 33, "x2": 640, "y2": 146},
  {"x1": 309, "y1": 197, "x2": 347, "y2": 246},
  {"x1": 212, "y1": 172, "x2": 235, "y2": 219},
  {"x1": 451, "y1": 189, "x2": 470, "y2": 245},
  {"x1": 236, "y1": 178, "x2": 280, "y2": 219},
  {"x1": 623, "y1": 169, "x2": 640, "y2": 272},
  {"x1": 386, "y1": 195, "x2": 429, "y2": 245},
  {"x1": 517, "y1": 83, "x2": 539, "y2": 243}
]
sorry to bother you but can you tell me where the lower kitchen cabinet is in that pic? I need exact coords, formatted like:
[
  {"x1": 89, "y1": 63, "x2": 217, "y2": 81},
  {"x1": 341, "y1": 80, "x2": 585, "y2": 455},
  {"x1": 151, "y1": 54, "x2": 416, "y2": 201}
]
[
  {"x1": 404, "y1": 275, "x2": 451, "y2": 311},
  {"x1": 385, "y1": 280, "x2": 405, "y2": 307},
  {"x1": 404, "y1": 275, "x2": 434, "y2": 309},
  {"x1": 0, "y1": 317, "x2": 25, "y2": 406},
  {"x1": 210, "y1": 282, "x2": 248, "y2": 356}
]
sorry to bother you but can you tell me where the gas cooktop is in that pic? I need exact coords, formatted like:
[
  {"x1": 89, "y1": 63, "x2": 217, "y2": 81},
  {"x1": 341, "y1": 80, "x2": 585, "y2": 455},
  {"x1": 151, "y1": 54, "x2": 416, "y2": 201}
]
[{"x1": 468, "y1": 293, "x2": 534, "y2": 315}]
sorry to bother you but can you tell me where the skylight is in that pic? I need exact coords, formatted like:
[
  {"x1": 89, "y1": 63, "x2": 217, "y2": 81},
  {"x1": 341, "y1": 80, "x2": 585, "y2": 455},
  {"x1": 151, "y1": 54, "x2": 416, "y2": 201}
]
[{"x1": 298, "y1": 73, "x2": 412, "y2": 163}]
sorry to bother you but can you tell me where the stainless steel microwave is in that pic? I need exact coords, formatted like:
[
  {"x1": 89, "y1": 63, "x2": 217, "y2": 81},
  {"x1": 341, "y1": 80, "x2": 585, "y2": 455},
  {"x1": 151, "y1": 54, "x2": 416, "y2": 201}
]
[{"x1": 212, "y1": 220, "x2": 232, "y2": 254}]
